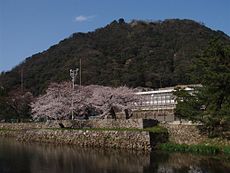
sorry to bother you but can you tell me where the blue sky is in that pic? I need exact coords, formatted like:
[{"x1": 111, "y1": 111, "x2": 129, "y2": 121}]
[{"x1": 0, "y1": 0, "x2": 230, "y2": 72}]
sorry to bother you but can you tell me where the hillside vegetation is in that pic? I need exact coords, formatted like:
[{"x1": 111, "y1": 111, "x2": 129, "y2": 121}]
[{"x1": 0, "y1": 19, "x2": 230, "y2": 95}]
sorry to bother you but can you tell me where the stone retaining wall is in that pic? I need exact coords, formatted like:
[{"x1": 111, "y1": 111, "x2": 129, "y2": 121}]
[
  {"x1": 160, "y1": 123, "x2": 206, "y2": 145},
  {"x1": 0, "y1": 128, "x2": 168, "y2": 151},
  {"x1": 132, "y1": 110, "x2": 175, "y2": 122},
  {"x1": 17, "y1": 129, "x2": 151, "y2": 150},
  {"x1": 0, "y1": 120, "x2": 167, "y2": 151},
  {"x1": 0, "y1": 119, "x2": 157, "y2": 130},
  {"x1": 0, "y1": 122, "x2": 45, "y2": 130},
  {"x1": 0, "y1": 129, "x2": 19, "y2": 137},
  {"x1": 45, "y1": 119, "x2": 157, "y2": 129}
]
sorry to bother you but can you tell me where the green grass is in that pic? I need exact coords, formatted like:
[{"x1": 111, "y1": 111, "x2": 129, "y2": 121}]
[
  {"x1": 0, "y1": 128, "x2": 16, "y2": 132},
  {"x1": 223, "y1": 146, "x2": 230, "y2": 154},
  {"x1": 0, "y1": 125, "x2": 168, "y2": 135},
  {"x1": 145, "y1": 126, "x2": 168, "y2": 133},
  {"x1": 46, "y1": 125, "x2": 168, "y2": 134},
  {"x1": 159, "y1": 143, "x2": 230, "y2": 155}
]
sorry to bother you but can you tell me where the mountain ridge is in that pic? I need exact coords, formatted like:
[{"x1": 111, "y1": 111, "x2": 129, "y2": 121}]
[{"x1": 1, "y1": 18, "x2": 230, "y2": 95}]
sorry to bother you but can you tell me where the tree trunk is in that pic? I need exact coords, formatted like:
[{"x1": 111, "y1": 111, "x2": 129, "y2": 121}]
[
  {"x1": 110, "y1": 107, "x2": 116, "y2": 120},
  {"x1": 124, "y1": 109, "x2": 133, "y2": 119}
]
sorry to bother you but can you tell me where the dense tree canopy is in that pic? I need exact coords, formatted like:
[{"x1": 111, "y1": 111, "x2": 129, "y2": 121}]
[
  {"x1": 0, "y1": 87, "x2": 33, "y2": 122},
  {"x1": 174, "y1": 40, "x2": 230, "y2": 137},
  {"x1": 1, "y1": 19, "x2": 229, "y2": 96}
]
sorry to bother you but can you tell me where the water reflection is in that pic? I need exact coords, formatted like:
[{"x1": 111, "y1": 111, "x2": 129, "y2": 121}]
[
  {"x1": 146, "y1": 152, "x2": 230, "y2": 173},
  {"x1": 0, "y1": 137, "x2": 229, "y2": 173}
]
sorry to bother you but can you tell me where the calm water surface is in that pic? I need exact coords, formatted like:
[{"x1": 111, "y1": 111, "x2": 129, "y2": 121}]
[{"x1": 0, "y1": 137, "x2": 229, "y2": 173}]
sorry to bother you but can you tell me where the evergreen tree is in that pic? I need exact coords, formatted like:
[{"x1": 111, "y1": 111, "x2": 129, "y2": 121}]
[{"x1": 175, "y1": 39, "x2": 230, "y2": 137}]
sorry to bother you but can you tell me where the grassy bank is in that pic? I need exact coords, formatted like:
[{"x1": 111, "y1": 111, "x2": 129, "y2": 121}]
[{"x1": 159, "y1": 143, "x2": 230, "y2": 155}]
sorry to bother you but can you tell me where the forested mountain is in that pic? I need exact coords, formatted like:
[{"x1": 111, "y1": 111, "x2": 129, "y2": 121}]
[{"x1": 1, "y1": 19, "x2": 230, "y2": 95}]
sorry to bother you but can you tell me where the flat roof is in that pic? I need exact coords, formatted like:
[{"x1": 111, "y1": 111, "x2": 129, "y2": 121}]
[{"x1": 135, "y1": 87, "x2": 193, "y2": 95}]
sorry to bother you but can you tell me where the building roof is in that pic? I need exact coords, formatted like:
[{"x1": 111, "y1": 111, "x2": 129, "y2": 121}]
[{"x1": 135, "y1": 84, "x2": 201, "y2": 95}]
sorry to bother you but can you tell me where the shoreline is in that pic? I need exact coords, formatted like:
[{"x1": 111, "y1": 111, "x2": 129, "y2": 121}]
[
  {"x1": 159, "y1": 142, "x2": 230, "y2": 155},
  {"x1": 0, "y1": 126, "x2": 168, "y2": 151},
  {"x1": 0, "y1": 122, "x2": 229, "y2": 155}
]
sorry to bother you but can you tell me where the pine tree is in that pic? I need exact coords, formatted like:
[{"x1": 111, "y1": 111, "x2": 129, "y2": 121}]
[{"x1": 175, "y1": 39, "x2": 230, "y2": 137}]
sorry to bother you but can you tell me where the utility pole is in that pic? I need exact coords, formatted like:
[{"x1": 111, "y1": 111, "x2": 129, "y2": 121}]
[
  {"x1": 21, "y1": 67, "x2": 24, "y2": 93},
  {"x1": 79, "y1": 58, "x2": 82, "y2": 86},
  {"x1": 69, "y1": 68, "x2": 79, "y2": 120}
]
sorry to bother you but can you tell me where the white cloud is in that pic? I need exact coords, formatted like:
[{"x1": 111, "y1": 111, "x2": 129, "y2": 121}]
[{"x1": 75, "y1": 15, "x2": 95, "y2": 22}]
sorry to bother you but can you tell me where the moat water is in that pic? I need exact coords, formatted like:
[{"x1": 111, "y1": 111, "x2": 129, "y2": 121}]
[{"x1": 0, "y1": 137, "x2": 229, "y2": 173}]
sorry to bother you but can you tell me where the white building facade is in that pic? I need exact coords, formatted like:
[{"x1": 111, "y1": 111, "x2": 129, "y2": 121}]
[{"x1": 133, "y1": 85, "x2": 197, "y2": 122}]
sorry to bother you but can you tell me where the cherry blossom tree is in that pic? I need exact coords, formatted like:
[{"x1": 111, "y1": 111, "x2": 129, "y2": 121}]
[
  {"x1": 89, "y1": 86, "x2": 139, "y2": 119},
  {"x1": 31, "y1": 82, "x2": 70, "y2": 120},
  {"x1": 31, "y1": 82, "x2": 92, "y2": 120},
  {"x1": 31, "y1": 82, "x2": 140, "y2": 120}
]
